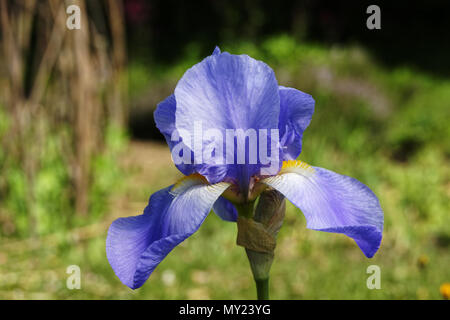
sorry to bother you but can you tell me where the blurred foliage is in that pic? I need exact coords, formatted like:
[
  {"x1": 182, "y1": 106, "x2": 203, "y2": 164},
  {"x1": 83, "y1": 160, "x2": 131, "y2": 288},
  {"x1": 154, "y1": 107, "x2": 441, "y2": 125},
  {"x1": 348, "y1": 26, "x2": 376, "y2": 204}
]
[
  {"x1": 0, "y1": 121, "x2": 127, "y2": 237},
  {"x1": 0, "y1": 0, "x2": 128, "y2": 238},
  {"x1": 74, "y1": 125, "x2": 128, "y2": 228},
  {"x1": 1, "y1": 34, "x2": 449, "y2": 299}
]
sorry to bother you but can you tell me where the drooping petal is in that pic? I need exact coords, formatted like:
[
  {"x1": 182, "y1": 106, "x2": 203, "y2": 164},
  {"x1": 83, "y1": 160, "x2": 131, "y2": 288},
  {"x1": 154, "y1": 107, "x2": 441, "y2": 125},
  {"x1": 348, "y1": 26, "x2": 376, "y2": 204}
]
[
  {"x1": 173, "y1": 51, "x2": 281, "y2": 185},
  {"x1": 106, "y1": 175, "x2": 230, "y2": 289},
  {"x1": 212, "y1": 196, "x2": 238, "y2": 222},
  {"x1": 278, "y1": 86, "x2": 315, "y2": 160},
  {"x1": 262, "y1": 160, "x2": 383, "y2": 258}
]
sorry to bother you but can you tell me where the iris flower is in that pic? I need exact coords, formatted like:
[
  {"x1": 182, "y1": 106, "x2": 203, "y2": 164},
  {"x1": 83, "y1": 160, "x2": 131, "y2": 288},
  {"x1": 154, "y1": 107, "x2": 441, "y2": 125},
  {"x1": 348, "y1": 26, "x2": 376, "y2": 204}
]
[{"x1": 106, "y1": 47, "x2": 383, "y2": 290}]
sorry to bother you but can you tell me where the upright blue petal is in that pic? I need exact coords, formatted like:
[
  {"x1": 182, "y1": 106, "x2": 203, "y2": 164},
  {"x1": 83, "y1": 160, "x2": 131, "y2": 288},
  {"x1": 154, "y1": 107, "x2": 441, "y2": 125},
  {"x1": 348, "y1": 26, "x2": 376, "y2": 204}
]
[
  {"x1": 173, "y1": 52, "x2": 281, "y2": 186},
  {"x1": 106, "y1": 176, "x2": 230, "y2": 289},
  {"x1": 212, "y1": 46, "x2": 221, "y2": 55},
  {"x1": 278, "y1": 86, "x2": 315, "y2": 160},
  {"x1": 262, "y1": 161, "x2": 383, "y2": 258},
  {"x1": 154, "y1": 95, "x2": 195, "y2": 176},
  {"x1": 154, "y1": 94, "x2": 229, "y2": 182}
]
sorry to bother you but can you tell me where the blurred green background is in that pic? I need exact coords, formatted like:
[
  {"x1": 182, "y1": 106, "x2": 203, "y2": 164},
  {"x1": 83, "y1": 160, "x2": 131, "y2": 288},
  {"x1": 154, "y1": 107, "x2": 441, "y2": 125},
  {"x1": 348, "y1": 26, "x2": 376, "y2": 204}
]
[{"x1": 0, "y1": 0, "x2": 449, "y2": 299}]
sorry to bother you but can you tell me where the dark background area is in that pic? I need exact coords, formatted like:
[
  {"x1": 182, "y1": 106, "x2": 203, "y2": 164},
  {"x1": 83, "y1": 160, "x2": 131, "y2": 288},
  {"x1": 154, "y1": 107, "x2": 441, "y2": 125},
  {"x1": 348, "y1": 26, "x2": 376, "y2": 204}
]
[{"x1": 123, "y1": 0, "x2": 450, "y2": 76}]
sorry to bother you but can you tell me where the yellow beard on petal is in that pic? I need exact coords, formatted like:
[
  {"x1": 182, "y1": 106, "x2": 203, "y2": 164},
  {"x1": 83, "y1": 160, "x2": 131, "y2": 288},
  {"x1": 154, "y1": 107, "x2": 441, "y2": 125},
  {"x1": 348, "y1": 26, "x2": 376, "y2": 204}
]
[{"x1": 279, "y1": 160, "x2": 315, "y2": 176}]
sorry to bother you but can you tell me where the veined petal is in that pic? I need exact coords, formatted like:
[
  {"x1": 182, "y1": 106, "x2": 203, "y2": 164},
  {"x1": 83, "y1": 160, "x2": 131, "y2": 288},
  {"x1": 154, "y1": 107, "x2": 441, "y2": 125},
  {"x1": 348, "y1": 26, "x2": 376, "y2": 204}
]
[
  {"x1": 262, "y1": 160, "x2": 383, "y2": 258},
  {"x1": 106, "y1": 175, "x2": 230, "y2": 289},
  {"x1": 154, "y1": 94, "x2": 195, "y2": 176},
  {"x1": 212, "y1": 196, "x2": 238, "y2": 222},
  {"x1": 175, "y1": 52, "x2": 280, "y2": 134},
  {"x1": 278, "y1": 86, "x2": 315, "y2": 160},
  {"x1": 154, "y1": 94, "x2": 227, "y2": 182},
  {"x1": 174, "y1": 51, "x2": 281, "y2": 184}
]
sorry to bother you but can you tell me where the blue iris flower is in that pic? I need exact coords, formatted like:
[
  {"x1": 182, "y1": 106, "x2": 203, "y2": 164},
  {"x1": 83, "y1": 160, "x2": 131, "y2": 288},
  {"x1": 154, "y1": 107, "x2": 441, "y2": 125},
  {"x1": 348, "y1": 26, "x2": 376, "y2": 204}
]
[{"x1": 106, "y1": 47, "x2": 383, "y2": 289}]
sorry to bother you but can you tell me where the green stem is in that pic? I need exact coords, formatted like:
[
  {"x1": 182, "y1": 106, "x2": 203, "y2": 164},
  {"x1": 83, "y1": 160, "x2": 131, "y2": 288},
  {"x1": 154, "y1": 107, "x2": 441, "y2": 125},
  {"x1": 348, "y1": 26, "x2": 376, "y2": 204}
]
[
  {"x1": 255, "y1": 278, "x2": 269, "y2": 300},
  {"x1": 235, "y1": 201, "x2": 255, "y2": 218},
  {"x1": 245, "y1": 249, "x2": 273, "y2": 300},
  {"x1": 235, "y1": 201, "x2": 273, "y2": 300}
]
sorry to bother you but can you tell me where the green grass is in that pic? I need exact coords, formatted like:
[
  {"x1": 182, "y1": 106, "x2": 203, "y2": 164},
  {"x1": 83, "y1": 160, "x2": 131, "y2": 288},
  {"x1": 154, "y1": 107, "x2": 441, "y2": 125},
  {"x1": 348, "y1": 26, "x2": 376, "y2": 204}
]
[{"x1": 0, "y1": 35, "x2": 449, "y2": 299}]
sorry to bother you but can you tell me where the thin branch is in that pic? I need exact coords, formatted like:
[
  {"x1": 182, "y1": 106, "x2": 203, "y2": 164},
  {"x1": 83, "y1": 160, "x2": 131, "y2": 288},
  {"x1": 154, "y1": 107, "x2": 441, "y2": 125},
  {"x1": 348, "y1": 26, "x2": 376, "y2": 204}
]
[{"x1": 29, "y1": 1, "x2": 67, "y2": 108}]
